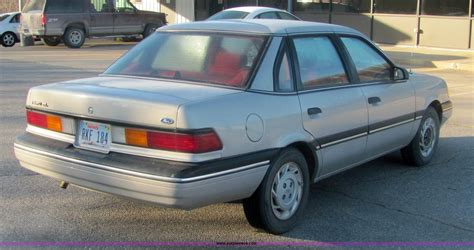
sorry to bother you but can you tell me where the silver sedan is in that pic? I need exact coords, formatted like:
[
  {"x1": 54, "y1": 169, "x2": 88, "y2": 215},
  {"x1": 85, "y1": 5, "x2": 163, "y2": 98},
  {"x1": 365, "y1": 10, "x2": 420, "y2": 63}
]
[{"x1": 14, "y1": 20, "x2": 452, "y2": 234}]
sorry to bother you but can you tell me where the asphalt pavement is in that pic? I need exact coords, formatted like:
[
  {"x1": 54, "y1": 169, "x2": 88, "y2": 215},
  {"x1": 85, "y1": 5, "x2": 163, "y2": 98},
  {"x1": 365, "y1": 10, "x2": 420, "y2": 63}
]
[{"x1": 0, "y1": 41, "x2": 473, "y2": 244}]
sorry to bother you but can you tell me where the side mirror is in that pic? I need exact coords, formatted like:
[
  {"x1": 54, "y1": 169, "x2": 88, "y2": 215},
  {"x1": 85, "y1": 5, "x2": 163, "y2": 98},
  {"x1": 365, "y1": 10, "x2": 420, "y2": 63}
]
[{"x1": 393, "y1": 66, "x2": 409, "y2": 81}]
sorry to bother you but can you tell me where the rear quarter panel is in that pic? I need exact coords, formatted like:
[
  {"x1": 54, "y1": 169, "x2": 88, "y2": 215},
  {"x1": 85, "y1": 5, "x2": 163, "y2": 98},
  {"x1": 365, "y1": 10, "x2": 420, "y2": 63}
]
[
  {"x1": 45, "y1": 13, "x2": 90, "y2": 36},
  {"x1": 176, "y1": 91, "x2": 313, "y2": 158}
]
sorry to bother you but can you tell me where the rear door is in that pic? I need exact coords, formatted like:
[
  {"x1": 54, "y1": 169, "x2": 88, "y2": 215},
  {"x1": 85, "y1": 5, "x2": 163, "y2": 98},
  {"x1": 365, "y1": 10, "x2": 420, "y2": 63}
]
[
  {"x1": 339, "y1": 36, "x2": 416, "y2": 159},
  {"x1": 293, "y1": 35, "x2": 368, "y2": 178},
  {"x1": 89, "y1": 0, "x2": 114, "y2": 35},
  {"x1": 111, "y1": 0, "x2": 142, "y2": 34},
  {"x1": 20, "y1": 0, "x2": 46, "y2": 35}
]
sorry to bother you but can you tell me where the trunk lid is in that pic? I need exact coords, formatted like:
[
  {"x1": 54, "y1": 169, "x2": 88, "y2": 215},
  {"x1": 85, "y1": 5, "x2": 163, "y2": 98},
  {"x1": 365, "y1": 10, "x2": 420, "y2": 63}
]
[{"x1": 26, "y1": 76, "x2": 241, "y2": 129}]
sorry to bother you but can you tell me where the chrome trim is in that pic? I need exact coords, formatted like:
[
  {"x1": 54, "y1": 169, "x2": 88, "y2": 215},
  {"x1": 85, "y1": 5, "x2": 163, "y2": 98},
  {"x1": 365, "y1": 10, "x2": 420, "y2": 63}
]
[
  {"x1": 26, "y1": 125, "x2": 222, "y2": 163},
  {"x1": 321, "y1": 132, "x2": 367, "y2": 148},
  {"x1": 26, "y1": 125, "x2": 75, "y2": 144},
  {"x1": 442, "y1": 107, "x2": 453, "y2": 112},
  {"x1": 369, "y1": 119, "x2": 414, "y2": 134},
  {"x1": 14, "y1": 143, "x2": 270, "y2": 184},
  {"x1": 415, "y1": 116, "x2": 423, "y2": 120}
]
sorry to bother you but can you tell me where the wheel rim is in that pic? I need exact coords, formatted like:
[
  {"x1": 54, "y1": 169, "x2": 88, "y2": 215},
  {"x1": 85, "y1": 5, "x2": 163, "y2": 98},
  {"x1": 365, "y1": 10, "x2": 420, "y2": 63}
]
[
  {"x1": 419, "y1": 117, "x2": 437, "y2": 157},
  {"x1": 271, "y1": 162, "x2": 303, "y2": 220},
  {"x1": 3, "y1": 34, "x2": 15, "y2": 46},
  {"x1": 69, "y1": 31, "x2": 82, "y2": 45}
]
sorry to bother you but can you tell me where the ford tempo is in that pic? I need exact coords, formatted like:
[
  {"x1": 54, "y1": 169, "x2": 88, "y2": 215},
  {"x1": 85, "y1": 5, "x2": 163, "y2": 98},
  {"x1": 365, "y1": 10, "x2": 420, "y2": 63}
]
[{"x1": 14, "y1": 20, "x2": 452, "y2": 234}]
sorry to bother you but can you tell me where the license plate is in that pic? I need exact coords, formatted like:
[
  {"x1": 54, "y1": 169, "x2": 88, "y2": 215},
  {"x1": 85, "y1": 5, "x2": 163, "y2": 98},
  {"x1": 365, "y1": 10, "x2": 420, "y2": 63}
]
[{"x1": 77, "y1": 120, "x2": 111, "y2": 153}]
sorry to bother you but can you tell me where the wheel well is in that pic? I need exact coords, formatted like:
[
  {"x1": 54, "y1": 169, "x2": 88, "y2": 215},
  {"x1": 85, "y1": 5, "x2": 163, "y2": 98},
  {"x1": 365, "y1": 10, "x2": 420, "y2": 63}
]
[
  {"x1": 288, "y1": 142, "x2": 318, "y2": 180},
  {"x1": 428, "y1": 100, "x2": 443, "y2": 123},
  {"x1": 2, "y1": 31, "x2": 17, "y2": 38},
  {"x1": 66, "y1": 23, "x2": 86, "y2": 34}
]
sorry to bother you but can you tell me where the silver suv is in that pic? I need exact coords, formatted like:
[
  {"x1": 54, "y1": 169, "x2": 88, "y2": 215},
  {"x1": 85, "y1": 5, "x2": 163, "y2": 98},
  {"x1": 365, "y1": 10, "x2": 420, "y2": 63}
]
[{"x1": 20, "y1": 0, "x2": 166, "y2": 48}]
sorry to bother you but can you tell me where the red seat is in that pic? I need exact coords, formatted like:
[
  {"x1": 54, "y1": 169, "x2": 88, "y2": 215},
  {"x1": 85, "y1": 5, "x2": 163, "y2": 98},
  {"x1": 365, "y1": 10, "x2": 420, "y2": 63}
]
[{"x1": 208, "y1": 51, "x2": 248, "y2": 87}]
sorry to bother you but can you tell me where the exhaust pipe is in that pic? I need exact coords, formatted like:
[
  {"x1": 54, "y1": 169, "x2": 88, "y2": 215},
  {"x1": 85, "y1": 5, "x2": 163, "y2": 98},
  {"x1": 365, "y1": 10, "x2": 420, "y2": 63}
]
[{"x1": 59, "y1": 181, "x2": 69, "y2": 189}]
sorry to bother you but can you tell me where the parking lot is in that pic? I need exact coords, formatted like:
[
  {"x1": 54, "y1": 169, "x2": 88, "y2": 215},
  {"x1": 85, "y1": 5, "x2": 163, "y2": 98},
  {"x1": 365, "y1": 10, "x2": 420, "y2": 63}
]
[{"x1": 0, "y1": 42, "x2": 473, "y2": 243}]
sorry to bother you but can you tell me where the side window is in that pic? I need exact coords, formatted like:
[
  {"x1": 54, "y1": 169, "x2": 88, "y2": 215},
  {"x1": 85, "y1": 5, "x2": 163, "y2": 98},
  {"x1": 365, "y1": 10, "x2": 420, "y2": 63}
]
[
  {"x1": 341, "y1": 37, "x2": 392, "y2": 82},
  {"x1": 277, "y1": 12, "x2": 299, "y2": 20},
  {"x1": 275, "y1": 50, "x2": 293, "y2": 92},
  {"x1": 113, "y1": 0, "x2": 136, "y2": 13},
  {"x1": 45, "y1": 0, "x2": 85, "y2": 13},
  {"x1": 10, "y1": 14, "x2": 20, "y2": 23},
  {"x1": 90, "y1": 0, "x2": 114, "y2": 12},
  {"x1": 293, "y1": 36, "x2": 349, "y2": 89},
  {"x1": 256, "y1": 12, "x2": 280, "y2": 19}
]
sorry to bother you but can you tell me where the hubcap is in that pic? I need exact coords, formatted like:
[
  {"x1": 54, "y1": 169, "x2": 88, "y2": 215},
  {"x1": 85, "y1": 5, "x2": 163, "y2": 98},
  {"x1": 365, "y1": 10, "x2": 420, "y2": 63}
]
[
  {"x1": 419, "y1": 117, "x2": 437, "y2": 157},
  {"x1": 271, "y1": 162, "x2": 303, "y2": 220},
  {"x1": 69, "y1": 31, "x2": 82, "y2": 45},
  {"x1": 3, "y1": 34, "x2": 14, "y2": 45}
]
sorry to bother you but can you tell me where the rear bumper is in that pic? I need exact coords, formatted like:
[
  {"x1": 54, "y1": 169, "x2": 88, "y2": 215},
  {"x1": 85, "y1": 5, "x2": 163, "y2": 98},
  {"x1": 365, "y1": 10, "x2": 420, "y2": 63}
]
[{"x1": 14, "y1": 133, "x2": 273, "y2": 209}]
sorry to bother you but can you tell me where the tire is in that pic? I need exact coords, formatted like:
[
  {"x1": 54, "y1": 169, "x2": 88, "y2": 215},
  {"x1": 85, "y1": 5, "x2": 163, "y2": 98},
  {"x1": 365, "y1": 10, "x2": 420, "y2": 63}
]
[
  {"x1": 242, "y1": 148, "x2": 309, "y2": 234},
  {"x1": 401, "y1": 106, "x2": 440, "y2": 166},
  {"x1": 63, "y1": 27, "x2": 85, "y2": 49},
  {"x1": 42, "y1": 36, "x2": 61, "y2": 46},
  {"x1": 1, "y1": 32, "x2": 17, "y2": 47},
  {"x1": 143, "y1": 23, "x2": 160, "y2": 38}
]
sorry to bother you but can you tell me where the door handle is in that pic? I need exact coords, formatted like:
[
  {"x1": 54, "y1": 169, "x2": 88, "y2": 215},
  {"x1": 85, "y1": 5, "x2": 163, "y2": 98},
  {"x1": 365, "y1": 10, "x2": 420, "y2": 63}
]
[
  {"x1": 368, "y1": 97, "x2": 381, "y2": 104},
  {"x1": 307, "y1": 107, "x2": 322, "y2": 115}
]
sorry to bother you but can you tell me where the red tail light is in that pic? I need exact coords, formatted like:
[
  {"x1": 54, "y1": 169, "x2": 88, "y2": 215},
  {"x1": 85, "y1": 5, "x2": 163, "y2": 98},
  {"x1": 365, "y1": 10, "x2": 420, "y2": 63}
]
[
  {"x1": 26, "y1": 110, "x2": 63, "y2": 132},
  {"x1": 41, "y1": 14, "x2": 46, "y2": 26},
  {"x1": 125, "y1": 128, "x2": 222, "y2": 153}
]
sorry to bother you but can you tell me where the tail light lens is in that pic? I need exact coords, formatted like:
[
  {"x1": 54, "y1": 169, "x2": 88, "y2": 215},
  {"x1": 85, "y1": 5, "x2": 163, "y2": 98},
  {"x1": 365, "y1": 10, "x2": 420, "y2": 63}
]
[
  {"x1": 125, "y1": 128, "x2": 222, "y2": 153},
  {"x1": 26, "y1": 110, "x2": 62, "y2": 132},
  {"x1": 41, "y1": 14, "x2": 46, "y2": 26}
]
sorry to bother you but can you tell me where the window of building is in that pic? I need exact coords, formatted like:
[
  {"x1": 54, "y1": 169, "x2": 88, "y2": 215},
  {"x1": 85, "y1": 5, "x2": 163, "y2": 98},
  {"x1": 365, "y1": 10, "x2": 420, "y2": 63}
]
[
  {"x1": 258, "y1": 0, "x2": 288, "y2": 10},
  {"x1": 293, "y1": 36, "x2": 349, "y2": 89},
  {"x1": 295, "y1": 0, "x2": 331, "y2": 13},
  {"x1": 226, "y1": 0, "x2": 256, "y2": 8},
  {"x1": 341, "y1": 37, "x2": 392, "y2": 82},
  {"x1": 421, "y1": 0, "x2": 469, "y2": 16},
  {"x1": 332, "y1": 0, "x2": 371, "y2": 13},
  {"x1": 373, "y1": 0, "x2": 417, "y2": 14}
]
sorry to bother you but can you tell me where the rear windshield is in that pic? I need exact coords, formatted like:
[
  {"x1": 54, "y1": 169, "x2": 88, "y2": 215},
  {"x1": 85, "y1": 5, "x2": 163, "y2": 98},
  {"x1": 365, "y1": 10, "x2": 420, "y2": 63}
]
[
  {"x1": 208, "y1": 11, "x2": 249, "y2": 20},
  {"x1": 23, "y1": 0, "x2": 46, "y2": 13},
  {"x1": 105, "y1": 32, "x2": 267, "y2": 88}
]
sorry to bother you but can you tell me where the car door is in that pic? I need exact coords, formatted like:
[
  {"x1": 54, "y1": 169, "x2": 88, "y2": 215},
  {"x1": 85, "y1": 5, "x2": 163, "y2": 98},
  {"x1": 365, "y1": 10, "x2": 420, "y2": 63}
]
[
  {"x1": 339, "y1": 36, "x2": 416, "y2": 159},
  {"x1": 111, "y1": 0, "x2": 142, "y2": 34},
  {"x1": 9, "y1": 13, "x2": 21, "y2": 38},
  {"x1": 293, "y1": 35, "x2": 369, "y2": 178},
  {"x1": 89, "y1": 0, "x2": 115, "y2": 35}
]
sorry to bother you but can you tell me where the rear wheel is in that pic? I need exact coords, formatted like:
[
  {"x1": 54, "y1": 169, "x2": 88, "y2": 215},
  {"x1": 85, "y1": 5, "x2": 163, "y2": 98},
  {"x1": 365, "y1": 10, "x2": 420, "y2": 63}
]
[
  {"x1": 63, "y1": 27, "x2": 85, "y2": 48},
  {"x1": 401, "y1": 106, "x2": 440, "y2": 166},
  {"x1": 242, "y1": 148, "x2": 309, "y2": 234},
  {"x1": 1, "y1": 32, "x2": 17, "y2": 47},
  {"x1": 42, "y1": 36, "x2": 61, "y2": 46}
]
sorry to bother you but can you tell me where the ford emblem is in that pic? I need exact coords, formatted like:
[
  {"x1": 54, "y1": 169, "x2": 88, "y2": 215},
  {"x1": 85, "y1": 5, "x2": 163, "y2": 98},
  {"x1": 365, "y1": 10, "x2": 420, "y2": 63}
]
[{"x1": 161, "y1": 118, "x2": 174, "y2": 125}]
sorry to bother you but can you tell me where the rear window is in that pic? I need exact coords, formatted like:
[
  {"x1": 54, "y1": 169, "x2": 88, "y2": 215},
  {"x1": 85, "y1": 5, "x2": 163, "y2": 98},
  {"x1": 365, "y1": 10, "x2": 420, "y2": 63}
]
[
  {"x1": 0, "y1": 14, "x2": 9, "y2": 22},
  {"x1": 23, "y1": 0, "x2": 46, "y2": 13},
  {"x1": 105, "y1": 32, "x2": 267, "y2": 88},
  {"x1": 45, "y1": 0, "x2": 85, "y2": 13},
  {"x1": 208, "y1": 11, "x2": 249, "y2": 20}
]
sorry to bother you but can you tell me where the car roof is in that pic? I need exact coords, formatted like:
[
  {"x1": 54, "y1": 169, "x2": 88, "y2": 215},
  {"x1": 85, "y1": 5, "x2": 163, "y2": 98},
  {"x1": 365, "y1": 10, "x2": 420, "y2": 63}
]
[
  {"x1": 160, "y1": 19, "x2": 362, "y2": 36},
  {"x1": 1, "y1": 12, "x2": 20, "y2": 16}
]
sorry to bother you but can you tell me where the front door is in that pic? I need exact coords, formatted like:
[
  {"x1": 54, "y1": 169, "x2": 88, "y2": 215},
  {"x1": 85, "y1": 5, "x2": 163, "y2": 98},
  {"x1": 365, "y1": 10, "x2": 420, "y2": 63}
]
[
  {"x1": 89, "y1": 0, "x2": 115, "y2": 35},
  {"x1": 339, "y1": 36, "x2": 416, "y2": 159},
  {"x1": 112, "y1": 0, "x2": 142, "y2": 34},
  {"x1": 293, "y1": 35, "x2": 369, "y2": 178}
]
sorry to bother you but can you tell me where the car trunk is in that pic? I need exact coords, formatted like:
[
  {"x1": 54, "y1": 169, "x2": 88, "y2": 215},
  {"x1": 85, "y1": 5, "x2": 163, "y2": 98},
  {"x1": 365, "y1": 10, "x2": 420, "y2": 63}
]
[{"x1": 26, "y1": 76, "x2": 241, "y2": 129}]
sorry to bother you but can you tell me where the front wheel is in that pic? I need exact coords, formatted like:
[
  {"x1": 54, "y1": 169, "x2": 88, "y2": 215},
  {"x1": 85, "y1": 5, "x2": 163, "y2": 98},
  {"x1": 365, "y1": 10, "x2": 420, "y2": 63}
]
[
  {"x1": 243, "y1": 148, "x2": 309, "y2": 234},
  {"x1": 42, "y1": 36, "x2": 61, "y2": 46},
  {"x1": 1, "y1": 32, "x2": 17, "y2": 47},
  {"x1": 401, "y1": 106, "x2": 440, "y2": 166},
  {"x1": 63, "y1": 27, "x2": 85, "y2": 48}
]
